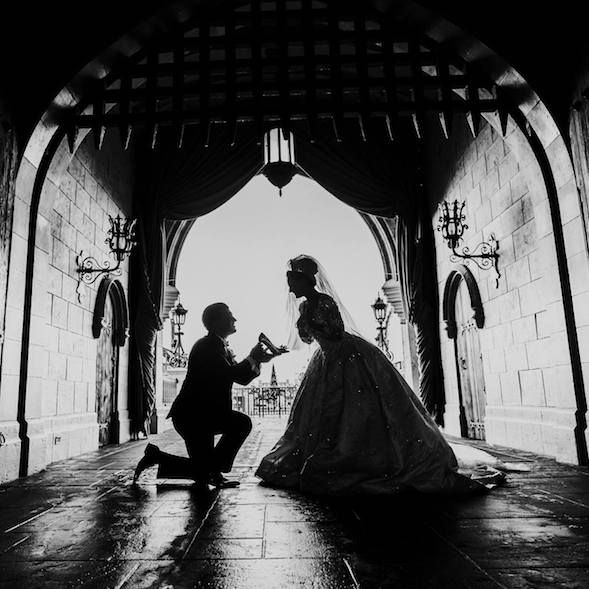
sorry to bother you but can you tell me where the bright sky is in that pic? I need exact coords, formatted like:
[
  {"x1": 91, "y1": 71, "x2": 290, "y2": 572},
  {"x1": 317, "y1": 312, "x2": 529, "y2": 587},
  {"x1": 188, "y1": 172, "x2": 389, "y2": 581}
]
[{"x1": 174, "y1": 173, "x2": 402, "y2": 383}]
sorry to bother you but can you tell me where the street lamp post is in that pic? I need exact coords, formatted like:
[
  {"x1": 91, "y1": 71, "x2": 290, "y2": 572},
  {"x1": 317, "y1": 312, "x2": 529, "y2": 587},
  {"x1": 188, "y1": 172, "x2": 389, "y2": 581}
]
[
  {"x1": 170, "y1": 301, "x2": 188, "y2": 363},
  {"x1": 371, "y1": 295, "x2": 391, "y2": 359}
]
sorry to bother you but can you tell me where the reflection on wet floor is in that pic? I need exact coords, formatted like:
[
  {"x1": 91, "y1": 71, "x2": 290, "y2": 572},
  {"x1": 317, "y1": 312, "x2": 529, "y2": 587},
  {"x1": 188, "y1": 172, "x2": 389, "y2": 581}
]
[{"x1": 0, "y1": 416, "x2": 588, "y2": 588}]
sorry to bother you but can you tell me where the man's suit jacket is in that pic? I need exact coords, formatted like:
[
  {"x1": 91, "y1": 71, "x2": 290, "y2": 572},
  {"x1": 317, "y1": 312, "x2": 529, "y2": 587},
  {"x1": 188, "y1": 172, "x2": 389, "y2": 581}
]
[{"x1": 168, "y1": 333, "x2": 258, "y2": 424}]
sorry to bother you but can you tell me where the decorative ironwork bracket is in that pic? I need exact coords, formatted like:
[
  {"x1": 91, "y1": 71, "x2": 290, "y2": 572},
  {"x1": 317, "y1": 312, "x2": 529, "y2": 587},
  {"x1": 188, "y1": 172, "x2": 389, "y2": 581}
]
[
  {"x1": 449, "y1": 233, "x2": 501, "y2": 287},
  {"x1": 76, "y1": 250, "x2": 122, "y2": 301}
]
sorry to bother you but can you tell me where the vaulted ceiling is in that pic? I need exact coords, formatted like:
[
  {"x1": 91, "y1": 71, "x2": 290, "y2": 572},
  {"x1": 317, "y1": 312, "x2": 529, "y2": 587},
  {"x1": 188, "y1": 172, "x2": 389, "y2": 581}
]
[{"x1": 0, "y1": 0, "x2": 587, "y2": 146}]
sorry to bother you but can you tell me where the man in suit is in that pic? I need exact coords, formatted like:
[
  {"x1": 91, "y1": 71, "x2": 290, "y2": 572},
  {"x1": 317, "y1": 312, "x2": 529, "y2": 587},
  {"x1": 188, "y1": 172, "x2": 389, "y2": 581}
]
[{"x1": 133, "y1": 302, "x2": 273, "y2": 489}]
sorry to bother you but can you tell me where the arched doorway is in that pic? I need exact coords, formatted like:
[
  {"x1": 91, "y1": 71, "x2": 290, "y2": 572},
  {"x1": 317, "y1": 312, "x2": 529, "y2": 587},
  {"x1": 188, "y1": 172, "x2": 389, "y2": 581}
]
[
  {"x1": 93, "y1": 278, "x2": 129, "y2": 446},
  {"x1": 443, "y1": 265, "x2": 486, "y2": 440}
]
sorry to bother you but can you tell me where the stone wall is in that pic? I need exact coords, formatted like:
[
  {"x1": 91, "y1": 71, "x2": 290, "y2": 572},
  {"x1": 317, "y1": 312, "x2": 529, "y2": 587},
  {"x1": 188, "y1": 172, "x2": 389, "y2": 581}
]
[
  {"x1": 0, "y1": 131, "x2": 134, "y2": 481},
  {"x1": 425, "y1": 114, "x2": 581, "y2": 463}
]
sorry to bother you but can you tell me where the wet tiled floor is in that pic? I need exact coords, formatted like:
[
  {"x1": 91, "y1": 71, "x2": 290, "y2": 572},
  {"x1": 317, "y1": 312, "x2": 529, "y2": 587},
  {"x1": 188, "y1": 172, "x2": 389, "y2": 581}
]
[{"x1": 1, "y1": 417, "x2": 588, "y2": 588}]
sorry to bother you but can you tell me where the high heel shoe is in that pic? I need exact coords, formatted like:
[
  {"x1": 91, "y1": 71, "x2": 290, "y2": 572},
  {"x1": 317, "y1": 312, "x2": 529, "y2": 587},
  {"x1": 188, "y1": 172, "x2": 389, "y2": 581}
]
[
  {"x1": 132, "y1": 443, "x2": 160, "y2": 484},
  {"x1": 258, "y1": 332, "x2": 288, "y2": 356}
]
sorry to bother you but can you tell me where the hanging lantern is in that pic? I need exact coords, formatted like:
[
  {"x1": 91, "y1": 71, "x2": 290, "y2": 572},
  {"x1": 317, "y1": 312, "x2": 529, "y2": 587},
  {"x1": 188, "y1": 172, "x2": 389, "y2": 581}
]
[{"x1": 262, "y1": 127, "x2": 297, "y2": 196}]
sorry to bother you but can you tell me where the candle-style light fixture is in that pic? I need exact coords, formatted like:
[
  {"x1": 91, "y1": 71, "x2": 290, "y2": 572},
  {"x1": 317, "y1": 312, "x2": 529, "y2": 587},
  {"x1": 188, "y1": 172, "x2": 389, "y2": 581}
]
[
  {"x1": 261, "y1": 127, "x2": 297, "y2": 196},
  {"x1": 371, "y1": 294, "x2": 391, "y2": 359},
  {"x1": 437, "y1": 199, "x2": 501, "y2": 287},
  {"x1": 76, "y1": 215, "x2": 137, "y2": 294}
]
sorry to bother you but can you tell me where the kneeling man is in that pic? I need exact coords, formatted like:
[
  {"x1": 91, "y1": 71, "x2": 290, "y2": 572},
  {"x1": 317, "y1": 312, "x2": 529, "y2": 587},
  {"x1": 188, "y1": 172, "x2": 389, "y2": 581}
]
[{"x1": 133, "y1": 302, "x2": 272, "y2": 489}]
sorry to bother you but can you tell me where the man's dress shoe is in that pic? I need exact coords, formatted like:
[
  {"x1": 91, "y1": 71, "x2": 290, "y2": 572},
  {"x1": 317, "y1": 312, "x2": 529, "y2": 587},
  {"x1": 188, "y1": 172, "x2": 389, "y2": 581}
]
[
  {"x1": 132, "y1": 443, "x2": 160, "y2": 484},
  {"x1": 208, "y1": 472, "x2": 240, "y2": 488}
]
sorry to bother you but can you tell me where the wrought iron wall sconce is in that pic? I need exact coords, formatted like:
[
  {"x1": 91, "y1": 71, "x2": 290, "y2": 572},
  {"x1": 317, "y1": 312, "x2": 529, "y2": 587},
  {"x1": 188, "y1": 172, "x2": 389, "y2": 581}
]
[
  {"x1": 76, "y1": 215, "x2": 138, "y2": 300},
  {"x1": 437, "y1": 200, "x2": 501, "y2": 287}
]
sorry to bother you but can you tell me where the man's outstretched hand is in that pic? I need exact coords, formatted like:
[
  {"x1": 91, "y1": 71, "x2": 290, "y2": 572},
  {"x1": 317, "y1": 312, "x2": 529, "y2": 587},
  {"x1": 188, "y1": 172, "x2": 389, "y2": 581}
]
[{"x1": 249, "y1": 343, "x2": 275, "y2": 364}]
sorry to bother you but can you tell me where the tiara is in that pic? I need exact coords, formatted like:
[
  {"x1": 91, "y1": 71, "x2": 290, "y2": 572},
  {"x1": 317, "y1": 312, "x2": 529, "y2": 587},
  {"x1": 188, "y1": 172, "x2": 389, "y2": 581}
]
[{"x1": 289, "y1": 255, "x2": 318, "y2": 278}]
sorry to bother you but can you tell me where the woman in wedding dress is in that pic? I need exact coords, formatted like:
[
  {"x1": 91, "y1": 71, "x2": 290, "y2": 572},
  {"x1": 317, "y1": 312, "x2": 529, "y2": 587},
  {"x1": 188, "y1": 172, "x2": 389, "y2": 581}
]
[{"x1": 255, "y1": 255, "x2": 506, "y2": 496}]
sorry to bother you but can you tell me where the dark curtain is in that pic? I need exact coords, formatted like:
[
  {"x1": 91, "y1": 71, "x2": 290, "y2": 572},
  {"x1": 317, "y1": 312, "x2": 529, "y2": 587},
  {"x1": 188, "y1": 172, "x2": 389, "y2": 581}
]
[
  {"x1": 129, "y1": 130, "x2": 263, "y2": 435},
  {"x1": 296, "y1": 135, "x2": 413, "y2": 217},
  {"x1": 396, "y1": 210, "x2": 446, "y2": 424}
]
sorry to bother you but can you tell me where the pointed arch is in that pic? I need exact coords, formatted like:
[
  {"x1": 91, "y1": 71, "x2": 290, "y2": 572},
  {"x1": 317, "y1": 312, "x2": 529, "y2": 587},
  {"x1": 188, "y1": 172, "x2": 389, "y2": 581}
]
[{"x1": 442, "y1": 265, "x2": 484, "y2": 340}]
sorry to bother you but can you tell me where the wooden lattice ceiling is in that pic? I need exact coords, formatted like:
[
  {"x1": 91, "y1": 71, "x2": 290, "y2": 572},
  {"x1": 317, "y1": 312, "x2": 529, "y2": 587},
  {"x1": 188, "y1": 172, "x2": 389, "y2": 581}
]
[{"x1": 68, "y1": 0, "x2": 507, "y2": 150}]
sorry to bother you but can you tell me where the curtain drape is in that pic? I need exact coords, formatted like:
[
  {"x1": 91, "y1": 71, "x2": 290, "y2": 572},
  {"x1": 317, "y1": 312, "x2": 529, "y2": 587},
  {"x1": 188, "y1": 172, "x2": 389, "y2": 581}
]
[
  {"x1": 129, "y1": 130, "x2": 263, "y2": 435},
  {"x1": 396, "y1": 211, "x2": 446, "y2": 424}
]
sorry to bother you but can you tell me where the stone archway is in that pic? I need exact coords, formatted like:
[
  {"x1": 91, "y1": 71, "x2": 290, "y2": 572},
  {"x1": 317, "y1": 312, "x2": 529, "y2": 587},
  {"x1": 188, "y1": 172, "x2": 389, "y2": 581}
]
[{"x1": 4, "y1": 0, "x2": 588, "y2": 479}]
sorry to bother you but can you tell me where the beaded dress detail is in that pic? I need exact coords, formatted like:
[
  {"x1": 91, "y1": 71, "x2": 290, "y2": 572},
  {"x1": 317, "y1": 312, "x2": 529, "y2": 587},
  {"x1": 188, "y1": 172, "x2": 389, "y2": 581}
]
[{"x1": 256, "y1": 293, "x2": 483, "y2": 495}]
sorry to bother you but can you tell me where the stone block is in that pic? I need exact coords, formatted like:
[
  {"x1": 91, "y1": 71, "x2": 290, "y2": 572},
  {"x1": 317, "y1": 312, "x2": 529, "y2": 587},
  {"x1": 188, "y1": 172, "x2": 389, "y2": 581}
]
[
  {"x1": 61, "y1": 274, "x2": 78, "y2": 302},
  {"x1": 536, "y1": 301, "x2": 566, "y2": 338},
  {"x1": 546, "y1": 134, "x2": 575, "y2": 190},
  {"x1": 518, "y1": 280, "x2": 545, "y2": 317},
  {"x1": 60, "y1": 171, "x2": 77, "y2": 200},
  {"x1": 509, "y1": 169, "x2": 529, "y2": 202},
  {"x1": 70, "y1": 203, "x2": 84, "y2": 229},
  {"x1": 74, "y1": 382, "x2": 88, "y2": 413},
  {"x1": 68, "y1": 156, "x2": 86, "y2": 186},
  {"x1": 485, "y1": 137, "x2": 505, "y2": 172},
  {"x1": 12, "y1": 196, "x2": 31, "y2": 239},
  {"x1": 568, "y1": 252, "x2": 589, "y2": 296},
  {"x1": 53, "y1": 188, "x2": 70, "y2": 220},
  {"x1": 572, "y1": 291, "x2": 589, "y2": 327},
  {"x1": 577, "y1": 325, "x2": 589, "y2": 367},
  {"x1": 67, "y1": 303, "x2": 84, "y2": 335},
  {"x1": 51, "y1": 238, "x2": 70, "y2": 275},
  {"x1": 499, "y1": 371, "x2": 521, "y2": 405},
  {"x1": 482, "y1": 169, "x2": 500, "y2": 200},
  {"x1": 0, "y1": 339, "x2": 21, "y2": 377},
  {"x1": 474, "y1": 200, "x2": 492, "y2": 233},
  {"x1": 499, "y1": 199, "x2": 526, "y2": 237},
  {"x1": 51, "y1": 296, "x2": 68, "y2": 330},
  {"x1": 496, "y1": 232, "x2": 515, "y2": 267},
  {"x1": 498, "y1": 155, "x2": 519, "y2": 189},
  {"x1": 498, "y1": 289, "x2": 521, "y2": 323},
  {"x1": 9, "y1": 233, "x2": 28, "y2": 275},
  {"x1": 82, "y1": 214, "x2": 96, "y2": 244},
  {"x1": 563, "y1": 216, "x2": 587, "y2": 257},
  {"x1": 48, "y1": 352, "x2": 67, "y2": 380},
  {"x1": 490, "y1": 183, "x2": 512, "y2": 219},
  {"x1": 46, "y1": 326, "x2": 59, "y2": 353},
  {"x1": 25, "y1": 376, "x2": 44, "y2": 418},
  {"x1": 530, "y1": 198, "x2": 551, "y2": 243},
  {"x1": 487, "y1": 347, "x2": 506, "y2": 373},
  {"x1": 505, "y1": 343, "x2": 528, "y2": 372},
  {"x1": 528, "y1": 235, "x2": 558, "y2": 280},
  {"x1": 542, "y1": 365, "x2": 575, "y2": 408},
  {"x1": 485, "y1": 372, "x2": 502, "y2": 405},
  {"x1": 466, "y1": 184, "x2": 482, "y2": 211},
  {"x1": 84, "y1": 171, "x2": 98, "y2": 199},
  {"x1": 519, "y1": 369, "x2": 546, "y2": 406},
  {"x1": 58, "y1": 330, "x2": 74, "y2": 356},
  {"x1": 41, "y1": 380, "x2": 58, "y2": 416},
  {"x1": 28, "y1": 345, "x2": 48, "y2": 379},
  {"x1": 472, "y1": 156, "x2": 486, "y2": 185},
  {"x1": 505, "y1": 257, "x2": 531, "y2": 291},
  {"x1": 558, "y1": 178, "x2": 582, "y2": 225},
  {"x1": 66, "y1": 356, "x2": 84, "y2": 382},
  {"x1": 57, "y1": 380, "x2": 75, "y2": 415},
  {"x1": 15, "y1": 156, "x2": 37, "y2": 205},
  {"x1": 513, "y1": 219, "x2": 537, "y2": 258}
]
